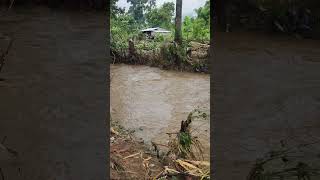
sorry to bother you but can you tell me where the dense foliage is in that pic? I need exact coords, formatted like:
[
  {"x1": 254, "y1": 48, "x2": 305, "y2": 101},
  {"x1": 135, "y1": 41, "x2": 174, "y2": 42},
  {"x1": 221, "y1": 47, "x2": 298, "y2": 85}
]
[
  {"x1": 127, "y1": 0, "x2": 148, "y2": 23},
  {"x1": 145, "y1": 2, "x2": 175, "y2": 30},
  {"x1": 110, "y1": 0, "x2": 210, "y2": 73},
  {"x1": 111, "y1": 14, "x2": 138, "y2": 50},
  {"x1": 111, "y1": 0, "x2": 210, "y2": 52},
  {"x1": 180, "y1": 0, "x2": 211, "y2": 43}
]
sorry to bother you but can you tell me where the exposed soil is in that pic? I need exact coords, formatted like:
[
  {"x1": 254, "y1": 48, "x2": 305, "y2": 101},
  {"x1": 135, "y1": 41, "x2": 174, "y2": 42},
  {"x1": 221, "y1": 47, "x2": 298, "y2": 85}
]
[
  {"x1": 110, "y1": 124, "x2": 164, "y2": 180},
  {"x1": 110, "y1": 119, "x2": 210, "y2": 180}
]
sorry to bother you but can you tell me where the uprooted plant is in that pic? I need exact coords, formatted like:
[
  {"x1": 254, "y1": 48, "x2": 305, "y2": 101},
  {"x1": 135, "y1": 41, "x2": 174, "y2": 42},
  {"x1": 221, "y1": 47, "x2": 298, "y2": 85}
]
[
  {"x1": 166, "y1": 109, "x2": 208, "y2": 160},
  {"x1": 153, "y1": 109, "x2": 210, "y2": 180}
]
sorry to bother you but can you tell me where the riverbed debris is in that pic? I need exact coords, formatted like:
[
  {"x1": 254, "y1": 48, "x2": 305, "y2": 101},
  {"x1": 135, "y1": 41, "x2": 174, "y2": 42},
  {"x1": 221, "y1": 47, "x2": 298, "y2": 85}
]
[
  {"x1": 154, "y1": 159, "x2": 210, "y2": 180},
  {"x1": 123, "y1": 152, "x2": 141, "y2": 160},
  {"x1": 165, "y1": 109, "x2": 207, "y2": 161},
  {"x1": 110, "y1": 119, "x2": 164, "y2": 179},
  {"x1": 111, "y1": 127, "x2": 119, "y2": 136},
  {"x1": 110, "y1": 108, "x2": 210, "y2": 179}
]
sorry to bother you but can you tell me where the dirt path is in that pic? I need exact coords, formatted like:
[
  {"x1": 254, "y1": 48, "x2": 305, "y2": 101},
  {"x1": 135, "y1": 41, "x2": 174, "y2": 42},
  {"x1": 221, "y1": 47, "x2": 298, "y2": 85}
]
[
  {"x1": 213, "y1": 31, "x2": 320, "y2": 179},
  {"x1": 0, "y1": 7, "x2": 107, "y2": 180}
]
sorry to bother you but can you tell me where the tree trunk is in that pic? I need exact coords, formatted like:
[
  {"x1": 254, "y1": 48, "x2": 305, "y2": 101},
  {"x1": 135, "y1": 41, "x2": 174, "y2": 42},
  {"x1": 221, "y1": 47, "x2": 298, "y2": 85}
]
[
  {"x1": 174, "y1": 0, "x2": 182, "y2": 45},
  {"x1": 128, "y1": 39, "x2": 135, "y2": 56}
]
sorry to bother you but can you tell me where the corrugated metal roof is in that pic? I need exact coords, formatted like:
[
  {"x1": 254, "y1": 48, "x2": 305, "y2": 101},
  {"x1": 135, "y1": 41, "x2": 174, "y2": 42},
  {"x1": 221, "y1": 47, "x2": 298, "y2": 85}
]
[{"x1": 141, "y1": 27, "x2": 171, "y2": 33}]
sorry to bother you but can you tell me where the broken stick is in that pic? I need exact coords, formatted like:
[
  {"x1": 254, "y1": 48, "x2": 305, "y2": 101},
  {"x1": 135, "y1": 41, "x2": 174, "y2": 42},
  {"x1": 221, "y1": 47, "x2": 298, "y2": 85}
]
[{"x1": 0, "y1": 38, "x2": 14, "y2": 73}]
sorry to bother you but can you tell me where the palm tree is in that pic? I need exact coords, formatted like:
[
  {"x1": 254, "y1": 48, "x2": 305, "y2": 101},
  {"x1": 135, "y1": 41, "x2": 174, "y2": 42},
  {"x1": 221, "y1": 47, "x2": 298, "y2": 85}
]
[{"x1": 174, "y1": 0, "x2": 182, "y2": 45}]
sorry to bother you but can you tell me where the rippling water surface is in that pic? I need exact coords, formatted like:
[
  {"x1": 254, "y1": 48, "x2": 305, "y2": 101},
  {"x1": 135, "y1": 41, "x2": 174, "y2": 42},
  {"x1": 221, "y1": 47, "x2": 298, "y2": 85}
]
[{"x1": 111, "y1": 64, "x2": 210, "y2": 159}]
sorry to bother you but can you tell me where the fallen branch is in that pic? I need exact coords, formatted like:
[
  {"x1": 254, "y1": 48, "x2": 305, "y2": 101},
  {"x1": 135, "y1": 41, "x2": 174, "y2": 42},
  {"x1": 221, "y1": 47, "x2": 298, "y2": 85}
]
[
  {"x1": 8, "y1": 0, "x2": 15, "y2": 10},
  {"x1": 0, "y1": 38, "x2": 14, "y2": 73},
  {"x1": 155, "y1": 165, "x2": 202, "y2": 180},
  {"x1": 123, "y1": 152, "x2": 141, "y2": 160}
]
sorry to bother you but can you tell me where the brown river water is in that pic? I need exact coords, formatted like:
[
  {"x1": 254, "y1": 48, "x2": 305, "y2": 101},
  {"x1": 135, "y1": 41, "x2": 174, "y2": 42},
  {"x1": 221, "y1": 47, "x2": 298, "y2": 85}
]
[
  {"x1": 111, "y1": 64, "x2": 210, "y2": 159},
  {"x1": 2, "y1": 6, "x2": 319, "y2": 179},
  {"x1": 0, "y1": 8, "x2": 107, "y2": 179}
]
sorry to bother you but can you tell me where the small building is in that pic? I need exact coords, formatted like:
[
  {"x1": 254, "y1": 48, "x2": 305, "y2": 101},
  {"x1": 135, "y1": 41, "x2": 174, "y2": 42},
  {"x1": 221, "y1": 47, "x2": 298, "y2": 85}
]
[{"x1": 140, "y1": 27, "x2": 171, "y2": 39}]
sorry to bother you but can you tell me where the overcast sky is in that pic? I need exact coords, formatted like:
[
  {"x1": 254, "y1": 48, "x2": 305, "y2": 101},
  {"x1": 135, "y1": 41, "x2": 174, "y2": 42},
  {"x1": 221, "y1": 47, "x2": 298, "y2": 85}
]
[{"x1": 116, "y1": 0, "x2": 207, "y2": 18}]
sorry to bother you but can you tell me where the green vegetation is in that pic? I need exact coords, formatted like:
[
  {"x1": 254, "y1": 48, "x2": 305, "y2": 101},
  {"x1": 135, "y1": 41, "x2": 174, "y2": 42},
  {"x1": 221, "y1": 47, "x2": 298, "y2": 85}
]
[
  {"x1": 111, "y1": 14, "x2": 138, "y2": 50},
  {"x1": 110, "y1": 0, "x2": 210, "y2": 51},
  {"x1": 183, "y1": 0, "x2": 210, "y2": 43},
  {"x1": 145, "y1": 2, "x2": 175, "y2": 30},
  {"x1": 110, "y1": 0, "x2": 210, "y2": 72},
  {"x1": 159, "y1": 41, "x2": 190, "y2": 69}
]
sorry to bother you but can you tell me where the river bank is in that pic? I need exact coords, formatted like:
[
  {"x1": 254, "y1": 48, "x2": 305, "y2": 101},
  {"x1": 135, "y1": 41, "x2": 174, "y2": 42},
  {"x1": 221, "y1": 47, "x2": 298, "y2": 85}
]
[
  {"x1": 111, "y1": 41, "x2": 210, "y2": 73},
  {"x1": 110, "y1": 110, "x2": 210, "y2": 180}
]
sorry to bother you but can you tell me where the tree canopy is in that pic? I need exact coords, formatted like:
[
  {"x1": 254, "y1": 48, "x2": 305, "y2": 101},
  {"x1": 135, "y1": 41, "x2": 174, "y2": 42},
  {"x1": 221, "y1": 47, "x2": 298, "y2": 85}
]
[
  {"x1": 111, "y1": 0, "x2": 125, "y2": 18},
  {"x1": 127, "y1": 0, "x2": 149, "y2": 23},
  {"x1": 145, "y1": 2, "x2": 175, "y2": 29},
  {"x1": 182, "y1": 0, "x2": 210, "y2": 42}
]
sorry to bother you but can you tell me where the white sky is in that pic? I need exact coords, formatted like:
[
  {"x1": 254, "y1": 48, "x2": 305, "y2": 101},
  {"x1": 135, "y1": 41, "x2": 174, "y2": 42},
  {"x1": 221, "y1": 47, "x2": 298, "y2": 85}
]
[{"x1": 116, "y1": 0, "x2": 207, "y2": 18}]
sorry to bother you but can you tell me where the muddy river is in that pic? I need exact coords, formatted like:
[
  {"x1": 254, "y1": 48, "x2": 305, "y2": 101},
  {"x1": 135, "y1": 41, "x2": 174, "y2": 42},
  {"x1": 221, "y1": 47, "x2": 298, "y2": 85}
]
[
  {"x1": 111, "y1": 64, "x2": 210, "y2": 159},
  {"x1": 0, "y1": 8, "x2": 107, "y2": 179}
]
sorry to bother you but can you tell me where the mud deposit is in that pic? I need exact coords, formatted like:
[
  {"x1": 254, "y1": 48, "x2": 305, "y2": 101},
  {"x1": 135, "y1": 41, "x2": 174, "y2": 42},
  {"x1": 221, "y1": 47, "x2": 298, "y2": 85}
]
[{"x1": 111, "y1": 64, "x2": 210, "y2": 160}]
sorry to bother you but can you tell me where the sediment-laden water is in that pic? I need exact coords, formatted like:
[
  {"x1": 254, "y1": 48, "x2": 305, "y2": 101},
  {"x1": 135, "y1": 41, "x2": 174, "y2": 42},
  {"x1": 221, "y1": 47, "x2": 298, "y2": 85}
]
[{"x1": 111, "y1": 64, "x2": 210, "y2": 159}]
